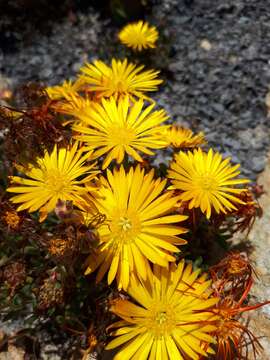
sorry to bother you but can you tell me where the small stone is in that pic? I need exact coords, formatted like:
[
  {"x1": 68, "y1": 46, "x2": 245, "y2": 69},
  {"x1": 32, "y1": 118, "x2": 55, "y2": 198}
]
[
  {"x1": 251, "y1": 156, "x2": 266, "y2": 173},
  {"x1": 265, "y1": 90, "x2": 270, "y2": 117},
  {"x1": 40, "y1": 344, "x2": 61, "y2": 360},
  {"x1": 28, "y1": 56, "x2": 42, "y2": 66},
  {"x1": 39, "y1": 68, "x2": 53, "y2": 80},
  {"x1": 200, "y1": 39, "x2": 212, "y2": 51},
  {"x1": 222, "y1": 137, "x2": 241, "y2": 150},
  {"x1": 0, "y1": 74, "x2": 12, "y2": 95},
  {"x1": 229, "y1": 55, "x2": 238, "y2": 64},
  {"x1": 71, "y1": 62, "x2": 83, "y2": 72},
  {"x1": 212, "y1": 103, "x2": 225, "y2": 113}
]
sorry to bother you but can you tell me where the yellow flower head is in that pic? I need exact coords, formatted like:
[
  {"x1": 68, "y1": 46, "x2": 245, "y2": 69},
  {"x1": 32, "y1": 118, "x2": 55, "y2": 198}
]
[
  {"x1": 73, "y1": 96, "x2": 169, "y2": 169},
  {"x1": 45, "y1": 78, "x2": 84, "y2": 101},
  {"x1": 54, "y1": 94, "x2": 94, "y2": 121},
  {"x1": 106, "y1": 260, "x2": 219, "y2": 359},
  {"x1": 84, "y1": 165, "x2": 188, "y2": 290},
  {"x1": 46, "y1": 80, "x2": 92, "y2": 124},
  {"x1": 79, "y1": 58, "x2": 163, "y2": 101},
  {"x1": 118, "y1": 21, "x2": 158, "y2": 51},
  {"x1": 164, "y1": 126, "x2": 207, "y2": 149},
  {"x1": 7, "y1": 143, "x2": 98, "y2": 221},
  {"x1": 167, "y1": 148, "x2": 250, "y2": 219}
]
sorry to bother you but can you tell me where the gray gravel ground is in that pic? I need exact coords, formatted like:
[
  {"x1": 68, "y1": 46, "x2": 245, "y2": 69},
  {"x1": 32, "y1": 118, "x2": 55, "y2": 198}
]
[
  {"x1": 151, "y1": 0, "x2": 270, "y2": 179},
  {"x1": 1, "y1": 0, "x2": 270, "y2": 180}
]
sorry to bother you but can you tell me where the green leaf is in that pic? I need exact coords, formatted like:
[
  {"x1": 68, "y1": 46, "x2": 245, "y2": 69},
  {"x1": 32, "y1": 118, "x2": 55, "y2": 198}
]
[
  {"x1": 24, "y1": 246, "x2": 39, "y2": 255},
  {"x1": 47, "y1": 307, "x2": 56, "y2": 316}
]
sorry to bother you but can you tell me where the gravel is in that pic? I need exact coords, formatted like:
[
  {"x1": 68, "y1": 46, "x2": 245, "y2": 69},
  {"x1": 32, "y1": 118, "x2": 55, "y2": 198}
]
[
  {"x1": 151, "y1": 0, "x2": 270, "y2": 179},
  {"x1": 1, "y1": 0, "x2": 270, "y2": 181},
  {"x1": 0, "y1": 11, "x2": 104, "y2": 85}
]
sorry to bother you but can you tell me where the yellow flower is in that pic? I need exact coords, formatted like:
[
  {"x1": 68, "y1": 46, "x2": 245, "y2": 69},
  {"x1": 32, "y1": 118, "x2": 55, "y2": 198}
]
[
  {"x1": 163, "y1": 126, "x2": 206, "y2": 148},
  {"x1": 53, "y1": 94, "x2": 94, "y2": 122},
  {"x1": 84, "y1": 165, "x2": 187, "y2": 290},
  {"x1": 45, "y1": 78, "x2": 95, "y2": 119},
  {"x1": 7, "y1": 143, "x2": 98, "y2": 221},
  {"x1": 106, "y1": 260, "x2": 219, "y2": 360},
  {"x1": 118, "y1": 21, "x2": 158, "y2": 51},
  {"x1": 73, "y1": 96, "x2": 169, "y2": 169},
  {"x1": 46, "y1": 78, "x2": 83, "y2": 100},
  {"x1": 79, "y1": 58, "x2": 163, "y2": 101},
  {"x1": 167, "y1": 148, "x2": 250, "y2": 219}
]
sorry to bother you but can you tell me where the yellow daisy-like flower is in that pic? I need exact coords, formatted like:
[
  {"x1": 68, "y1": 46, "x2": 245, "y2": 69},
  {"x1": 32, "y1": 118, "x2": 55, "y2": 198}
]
[
  {"x1": 118, "y1": 21, "x2": 158, "y2": 51},
  {"x1": 7, "y1": 143, "x2": 98, "y2": 221},
  {"x1": 53, "y1": 94, "x2": 94, "y2": 123},
  {"x1": 46, "y1": 78, "x2": 84, "y2": 100},
  {"x1": 73, "y1": 96, "x2": 169, "y2": 169},
  {"x1": 106, "y1": 260, "x2": 219, "y2": 360},
  {"x1": 46, "y1": 79, "x2": 91, "y2": 123},
  {"x1": 163, "y1": 126, "x2": 206, "y2": 149},
  {"x1": 84, "y1": 165, "x2": 188, "y2": 290},
  {"x1": 167, "y1": 148, "x2": 250, "y2": 219},
  {"x1": 79, "y1": 58, "x2": 163, "y2": 101}
]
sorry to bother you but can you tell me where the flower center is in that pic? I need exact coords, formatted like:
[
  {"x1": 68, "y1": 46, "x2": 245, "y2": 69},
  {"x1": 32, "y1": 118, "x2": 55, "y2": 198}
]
[
  {"x1": 147, "y1": 303, "x2": 177, "y2": 337},
  {"x1": 110, "y1": 209, "x2": 141, "y2": 245},
  {"x1": 44, "y1": 171, "x2": 70, "y2": 194},
  {"x1": 155, "y1": 311, "x2": 167, "y2": 325},
  {"x1": 109, "y1": 126, "x2": 136, "y2": 146},
  {"x1": 197, "y1": 175, "x2": 218, "y2": 191},
  {"x1": 115, "y1": 80, "x2": 127, "y2": 92},
  {"x1": 104, "y1": 75, "x2": 129, "y2": 94},
  {"x1": 119, "y1": 217, "x2": 132, "y2": 231}
]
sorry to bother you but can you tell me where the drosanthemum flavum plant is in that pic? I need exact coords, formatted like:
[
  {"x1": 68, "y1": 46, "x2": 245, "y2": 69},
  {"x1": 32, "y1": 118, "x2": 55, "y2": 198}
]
[
  {"x1": 84, "y1": 165, "x2": 188, "y2": 290},
  {"x1": 73, "y1": 96, "x2": 169, "y2": 169},
  {"x1": 7, "y1": 142, "x2": 98, "y2": 221},
  {"x1": 119, "y1": 20, "x2": 159, "y2": 51},
  {"x1": 168, "y1": 148, "x2": 249, "y2": 218},
  {"x1": 79, "y1": 58, "x2": 162, "y2": 101},
  {"x1": 106, "y1": 261, "x2": 219, "y2": 359},
  {"x1": 3, "y1": 17, "x2": 268, "y2": 360}
]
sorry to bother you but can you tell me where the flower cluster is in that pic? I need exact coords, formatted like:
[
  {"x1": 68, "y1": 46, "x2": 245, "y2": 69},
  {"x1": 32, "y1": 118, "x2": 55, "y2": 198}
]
[{"x1": 2, "y1": 20, "x2": 268, "y2": 360}]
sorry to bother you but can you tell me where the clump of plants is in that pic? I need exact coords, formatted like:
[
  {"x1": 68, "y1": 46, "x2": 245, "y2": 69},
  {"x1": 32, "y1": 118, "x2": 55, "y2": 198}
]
[{"x1": 0, "y1": 20, "x2": 268, "y2": 359}]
